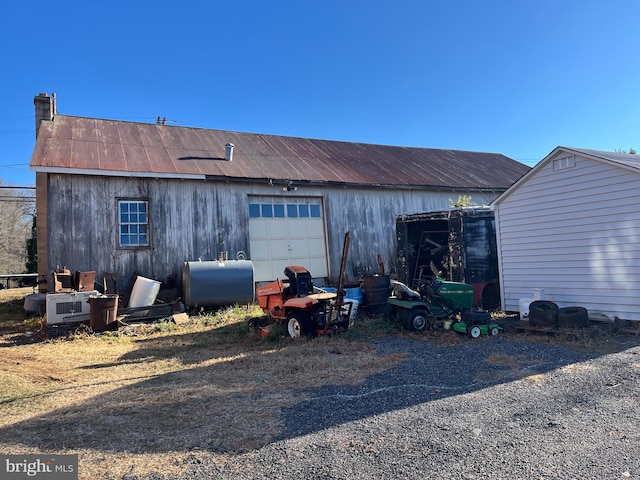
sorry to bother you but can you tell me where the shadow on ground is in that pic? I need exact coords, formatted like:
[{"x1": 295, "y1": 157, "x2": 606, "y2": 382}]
[{"x1": 1, "y1": 322, "x2": 639, "y2": 455}]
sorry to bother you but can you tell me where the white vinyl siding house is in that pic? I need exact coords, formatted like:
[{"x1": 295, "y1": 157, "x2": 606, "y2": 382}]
[{"x1": 492, "y1": 147, "x2": 640, "y2": 321}]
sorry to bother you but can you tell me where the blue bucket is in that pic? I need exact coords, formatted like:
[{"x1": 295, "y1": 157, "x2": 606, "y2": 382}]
[{"x1": 345, "y1": 286, "x2": 363, "y2": 302}]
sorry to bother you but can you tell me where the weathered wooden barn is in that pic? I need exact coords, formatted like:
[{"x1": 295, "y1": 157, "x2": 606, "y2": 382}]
[
  {"x1": 491, "y1": 146, "x2": 640, "y2": 321},
  {"x1": 30, "y1": 93, "x2": 529, "y2": 299}
]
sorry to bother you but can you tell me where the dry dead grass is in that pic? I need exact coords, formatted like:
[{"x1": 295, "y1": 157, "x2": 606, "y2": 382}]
[
  {"x1": 471, "y1": 352, "x2": 546, "y2": 383},
  {"x1": 0, "y1": 287, "x2": 39, "y2": 335},
  {"x1": 1, "y1": 290, "x2": 633, "y2": 479},
  {"x1": 0, "y1": 305, "x2": 402, "y2": 479},
  {"x1": 522, "y1": 373, "x2": 547, "y2": 384},
  {"x1": 0, "y1": 286, "x2": 34, "y2": 303}
]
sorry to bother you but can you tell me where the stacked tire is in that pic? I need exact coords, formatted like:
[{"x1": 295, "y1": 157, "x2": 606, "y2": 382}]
[
  {"x1": 557, "y1": 306, "x2": 589, "y2": 328},
  {"x1": 528, "y1": 301, "x2": 559, "y2": 326},
  {"x1": 528, "y1": 300, "x2": 590, "y2": 328}
]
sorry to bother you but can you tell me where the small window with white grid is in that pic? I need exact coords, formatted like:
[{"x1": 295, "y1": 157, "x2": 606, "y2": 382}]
[{"x1": 118, "y1": 199, "x2": 149, "y2": 247}]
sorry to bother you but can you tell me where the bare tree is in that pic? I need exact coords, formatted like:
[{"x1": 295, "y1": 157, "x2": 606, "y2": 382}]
[
  {"x1": 0, "y1": 184, "x2": 35, "y2": 274},
  {"x1": 615, "y1": 148, "x2": 636, "y2": 154}
]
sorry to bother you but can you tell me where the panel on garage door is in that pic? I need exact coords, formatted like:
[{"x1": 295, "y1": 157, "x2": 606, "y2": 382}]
[{"x1": 249, "y1": 197, "x2": 328, "y2": 282}]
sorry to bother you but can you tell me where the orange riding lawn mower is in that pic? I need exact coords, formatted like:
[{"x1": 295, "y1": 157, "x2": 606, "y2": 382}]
[{"x1": 253, "y1": 233, "x2": 354, "y2": 338}]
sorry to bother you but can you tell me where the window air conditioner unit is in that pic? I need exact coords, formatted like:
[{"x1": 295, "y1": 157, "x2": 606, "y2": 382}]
[{"x1": 46, "y1": 291, "x2": 98, "y2": 325}]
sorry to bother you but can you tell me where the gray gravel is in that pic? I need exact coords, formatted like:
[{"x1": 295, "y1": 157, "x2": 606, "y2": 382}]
[{"x1": 130, "y1": 334, "x2": 640, "y2": 480}]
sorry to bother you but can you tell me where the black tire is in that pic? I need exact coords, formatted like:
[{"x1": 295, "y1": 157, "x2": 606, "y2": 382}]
[
  {"x1": 528, "y1": 300, "x2": 559, "y2": 326},
  {"x1": 403, "y1": 308, "x2": 430, "y2": 332},
  {"x1": 286, "y1": 311, "x2": 314, "y2": 338},
  {"x1": 557, "y1": 306, "x2": 589, "y2": 328}
]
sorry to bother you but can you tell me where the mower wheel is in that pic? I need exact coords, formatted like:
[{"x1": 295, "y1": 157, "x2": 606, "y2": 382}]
[
  {"x1": 490, "y1": 326, "x2": 500, "y2": 336},
  {"x1": 469, "y1": 326, "x2": 482, "y2": 338},
  {"x1": 403, "y1": 308, "x2": 430, "y2": 332},
  {"x1": 287, "y1": 311, "x2": 313, "y2": 338}
]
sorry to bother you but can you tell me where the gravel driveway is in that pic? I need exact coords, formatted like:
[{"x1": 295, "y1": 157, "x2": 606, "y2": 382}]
[{"x1": 130, "y1": 332, "x2": 640, "y2": 480}]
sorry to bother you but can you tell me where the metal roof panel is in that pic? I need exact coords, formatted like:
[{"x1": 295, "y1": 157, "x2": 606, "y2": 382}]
[{"x1": 31, "y1": 115, "x2": 531, "y2": 188}]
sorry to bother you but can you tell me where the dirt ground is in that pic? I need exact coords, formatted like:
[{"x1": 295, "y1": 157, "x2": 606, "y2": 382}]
[
  {"x1": 0, "y1": 295, "x2": 404, "y2": 478},
  {"x1": 1, "y1": 289, "x2": 639, "y2": 479}
]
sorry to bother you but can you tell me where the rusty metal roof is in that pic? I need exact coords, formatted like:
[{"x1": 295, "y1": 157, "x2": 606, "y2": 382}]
[{"x1": 30, "y1": 115, "x2": 530, "y2": 189}]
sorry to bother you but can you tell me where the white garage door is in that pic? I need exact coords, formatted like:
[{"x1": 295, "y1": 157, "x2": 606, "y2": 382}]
[{"x1": 249, "y1": 196, "x2": 328, "y2": 282}]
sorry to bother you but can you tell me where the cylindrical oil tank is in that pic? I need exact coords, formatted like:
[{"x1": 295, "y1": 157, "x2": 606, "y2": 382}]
[{"x1": 182, "y1": 260, "x2": 255, "y2": 309}]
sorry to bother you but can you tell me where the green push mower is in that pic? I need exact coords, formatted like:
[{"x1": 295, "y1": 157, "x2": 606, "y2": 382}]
[{"x1": 388, "y1": 263, "x2": 502, "y2": 338}]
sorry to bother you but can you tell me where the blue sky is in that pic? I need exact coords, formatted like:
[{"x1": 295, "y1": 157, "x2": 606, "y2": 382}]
[{"x1": 1, "y1": 0, "x2": 639, "y2": 186}]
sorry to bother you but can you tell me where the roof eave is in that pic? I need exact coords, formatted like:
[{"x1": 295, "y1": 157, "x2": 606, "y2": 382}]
[
  {"x1": 491, "y1": 145, "x2": 640, "y2": 207},
  {"x1": 30, "y1": 166, "x2": 509, "y2": 192},
  {"x1": 31, "y1": 166, "x2": 205, "y2": 181},
  {"x1": 203, "y1": 174, "x2": 508, "y2": 192}
]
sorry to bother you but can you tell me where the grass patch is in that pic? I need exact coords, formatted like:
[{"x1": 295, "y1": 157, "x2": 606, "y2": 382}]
[
  {"x1": 0, "y1": 287, "x2": 38, "y2": 336},
  {"x1": 1, "y1": 290, "x2": 621, "y2": 479},
  {"x1": 344, "y1": 313, "x2": 398, "y2": 339},
  {"x1": 0, "y1": 299, "x2": 404, "y2": 479}
]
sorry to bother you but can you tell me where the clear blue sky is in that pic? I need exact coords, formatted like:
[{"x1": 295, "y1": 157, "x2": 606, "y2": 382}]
[{"x1": 1, "y1": 0, "x2": 639, "y2": 186}]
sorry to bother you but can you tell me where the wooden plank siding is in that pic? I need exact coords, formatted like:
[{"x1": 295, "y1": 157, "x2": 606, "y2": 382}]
[
  {"x1": 494, "y1": 152, "x2": 640, "y2": 321},
  {"x1": 46, "y1": 173, "x2": 500, "y2": 299},
  {"x1": 31, "y1": 110, "x2": 530, "y2": 297}
]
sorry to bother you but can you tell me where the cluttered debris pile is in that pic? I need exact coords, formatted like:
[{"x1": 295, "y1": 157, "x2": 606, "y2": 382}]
[
  {"x1": 26, "y1": 236, "x2": 628, "y2": 341},
  {"x1": 33, "y1": 267, "x2": 181, "y2": 333},
  {"x1": 253, "y1": 232, "x2": 355, "y2": 338},
  {"x1": 387, "y1": 262, "x2": 502, "y2": 337}
]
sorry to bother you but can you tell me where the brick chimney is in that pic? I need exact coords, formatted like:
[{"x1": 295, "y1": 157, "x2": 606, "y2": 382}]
[{"x1": 34, "y1": 92, "x2": 56, "y2": 138}]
